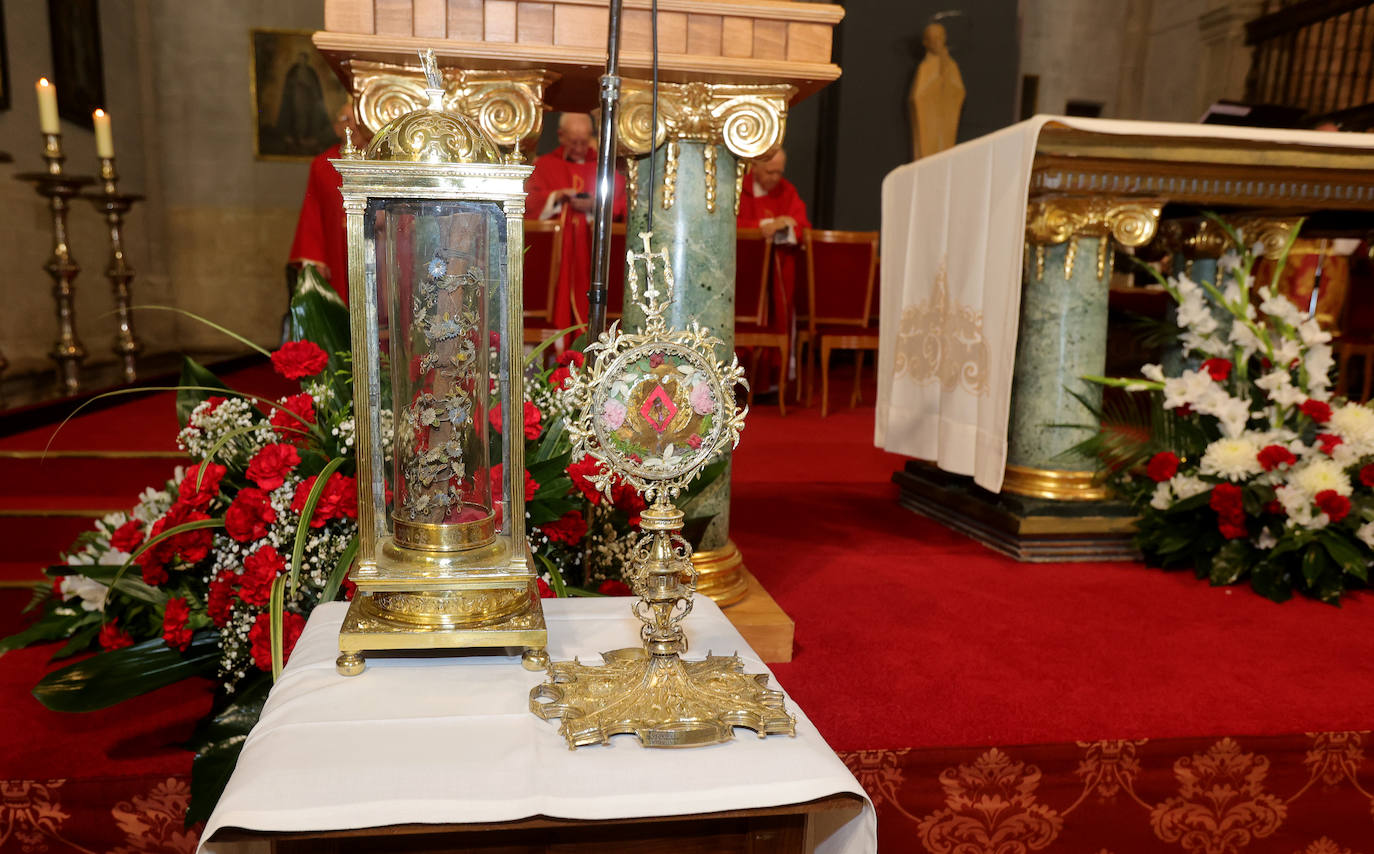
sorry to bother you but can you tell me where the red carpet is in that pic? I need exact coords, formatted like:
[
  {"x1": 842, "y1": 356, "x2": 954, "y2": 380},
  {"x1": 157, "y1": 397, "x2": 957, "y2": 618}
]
[{"x1": 4, "y1": 366, "x2": 1374, "y2": 852}]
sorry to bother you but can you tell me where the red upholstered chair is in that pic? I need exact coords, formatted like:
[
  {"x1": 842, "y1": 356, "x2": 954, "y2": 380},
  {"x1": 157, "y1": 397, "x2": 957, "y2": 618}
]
[
  {"x1": 804, "y1": 229, "x2": 880, "y2": 417},
  {"x1": 569, "y1": 223, "x2": 627, "y2": 325},
  {"x1": 522, "y1": 219, "x2": 563, "y2": 345},
  {"x1": 735, "y1": 228, "x2": 790, "y2": 415},
  {"x1": 1335, "y1": 242, "x2": 1374, "y2": 402}
]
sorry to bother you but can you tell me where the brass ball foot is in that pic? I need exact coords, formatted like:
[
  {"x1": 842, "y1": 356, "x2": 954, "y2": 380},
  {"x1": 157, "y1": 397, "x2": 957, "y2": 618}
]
[
  {"x1": 522, "y1": 646, "x2": 550, "y2": 671},
  {"x1": 336, "y1": 651, "x2": 366, "y2": 676}
]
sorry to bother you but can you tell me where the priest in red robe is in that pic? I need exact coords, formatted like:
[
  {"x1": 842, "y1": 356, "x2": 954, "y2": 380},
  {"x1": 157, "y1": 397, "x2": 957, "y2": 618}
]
[
  {"x1": 526, "y1": 113, "x2": 626, "y2": 329},
  {"x1": 287, "y1": 102, "x2": 372, "y2": 304},
  {"x1": 738, "y1": 149, "x2": 810, "y2": 390}
]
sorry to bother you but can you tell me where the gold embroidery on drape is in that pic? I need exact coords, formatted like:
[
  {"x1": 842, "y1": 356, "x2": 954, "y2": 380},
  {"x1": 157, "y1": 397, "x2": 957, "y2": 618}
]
[
  {"x1": 917, "y1": 748, "x2": 1063, "y2": 854},
  {"x1": 0, "y1": 780, "x2": 71, "y2": 853},
  {"x1": 895, "y1": 263, "x2": 989, "y2": 397},
  {"x1": 1065, "y1": 739, "x2": 1152, "y2": 813},
  {"x1": 1297, "y1": 837, "x2": 1362, "y2": 854},
  {"x1": 110, "y1": 778, "x2": 197, "y2": 854},
  {"x1": 1150, "y1": 738, "x2": 1285, "y2": 854}
]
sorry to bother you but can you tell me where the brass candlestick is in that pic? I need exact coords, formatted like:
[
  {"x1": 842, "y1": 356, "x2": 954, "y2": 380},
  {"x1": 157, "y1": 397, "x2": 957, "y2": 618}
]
[
  {"x1": 530, "y1": 233, "x2": 795, "y2": 748},
  {"x1": 84, "y1": 157, "x2": 145, "y2": 382},
  {"x1": 15, "y1": 133, "x2": 94, "y2": 396}
]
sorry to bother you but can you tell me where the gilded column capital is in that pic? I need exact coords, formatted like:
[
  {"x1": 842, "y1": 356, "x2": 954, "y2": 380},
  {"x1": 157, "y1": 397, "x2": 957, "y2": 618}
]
[
  {"x1": 615, "y1": 79, "x2": 796, "y2": 161},
  {"x1": 1025, "y1": 197, "x2": 1164, "y2": 248},
  {"x1": 1228, "y1": 216, "x2": 1302, "y2": 260},
  {"x1": 1157, "y1": 218, "x2": 1229, "y2": 259},
  {"x1": 347, "y1": 60, "x2": 553, "y2": 151}
]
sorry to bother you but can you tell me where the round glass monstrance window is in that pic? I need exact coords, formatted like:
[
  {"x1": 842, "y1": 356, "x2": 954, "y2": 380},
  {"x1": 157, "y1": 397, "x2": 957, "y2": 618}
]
[{"x1": 590, "y1": 341, "x2": 731, "y2": 482}]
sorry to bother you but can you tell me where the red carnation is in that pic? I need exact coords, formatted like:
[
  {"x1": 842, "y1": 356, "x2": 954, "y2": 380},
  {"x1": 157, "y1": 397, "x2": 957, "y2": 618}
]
[
  {"x1": 536, "y1": 578, "x2": 555, "y2": 598},
  {"x1": 247, "y1": 443, "x2": 301, "y2": 490},
  {"x1": 177, "y1": 462, "x2": 227, "y2": 510},
  {"x1": 291, "y1": 472, "x2": 358, "y2": 527},
  {"x1": 1210, "y1": 481, "x2": 1248, "y2": 538},
  {"x1": 239, "y1": 545, "x2": 286, "y2": 607},
  {"x1": 109, "y1": 519, "x2": 145, "y2": 553},
  {"x1": 488, "y1": 401, "x2": 544, "y2": 440},
  {"x1": 162, "y1": 597, "x2": 193, "y2": 652},
  {"x1": 271, "y1": 340, "x2": 329, "y2": 380},
  {"x1": 1218, "y1": 521, "x2": 1248, "y2": 540},
  {"x1": 1361, "y1": 464, "x2": 1374, "y2": 487},
  {"x1": 98, "y1": 620, "x2": 135, "y2": 651},
  {"x1": 543, "y1": 510, "x2": 588, "y2": 545},
  {"x1": 548, "y1": 366, "x2": 572, "y2": 389},
  {"x1": 1300, "y1": 399, "x2": 1332, "y2": 424},
  {"x1": 1316, "y1": 433, "x2": 1344, "y2": 456},
  {"x1": 557, "y1": 349, "x2": 585, "y2": 368},
  {"x1": 567, "y1": 455, "x2": 603, "y2": 503},
  {"x1": 490, "y1": 463, "x2": 538, "y2": 503},
  {"x1": 1146, "y1": 451, "x2": 1180, "y2": 483},
  {"x1": 611, "y1": 477, "x2": 646, "y2": 521},
  {"x1": 1201, "y1": 358, "x2": 1232, "y2": 382},
  {"x1": 1264, "y1": 499, "x2": 1285, "y2": 515},
  {"x1": 1315, "y1": 489, "x2": 1351, "y2": 523},
  {"x1": 248, "y1": 611, "x2": 306, "y2": 672},
  {"x1": 597, "y1": 578, "x2": 633, "y2": 596},
  {"x1": 207, "y1": 570, "x2": 237, "y2": 627},
  {"x1": 269, "y1": 393, "x2": 317, "y2": 440},
  {"x1": 225, "y1": 487, "x2": 277, "y2": 542},
  {"x1": 1257, "y1": 445, "x2": 1297, "y2": 472},
  {"x1": 139, "y1": 502, "x2": 213, "y2": 584}
]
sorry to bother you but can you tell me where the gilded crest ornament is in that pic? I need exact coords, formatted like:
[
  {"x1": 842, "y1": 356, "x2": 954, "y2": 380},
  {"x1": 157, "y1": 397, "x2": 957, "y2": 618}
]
[{"x1": 529, "y1": 232, "x2": 795, "y2": 748}]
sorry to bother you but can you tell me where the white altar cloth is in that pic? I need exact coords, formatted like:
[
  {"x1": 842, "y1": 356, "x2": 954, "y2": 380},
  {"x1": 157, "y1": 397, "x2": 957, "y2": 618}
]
[
  {"x1": 875, "y1": 115, "x2": 1374, "y2": 493},
  {"x1": 200, "y1": 596, "x2": 874, "y2": 853}
]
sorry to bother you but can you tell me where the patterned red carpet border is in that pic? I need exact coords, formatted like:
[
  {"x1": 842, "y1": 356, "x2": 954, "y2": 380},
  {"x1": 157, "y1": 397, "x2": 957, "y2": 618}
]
[
  {"x1": 840, "y1": 731, "x2": 1374, "y2": 853},
  {"x1": 5, "y1": 732, "x2": 1373, "y2": 853}
]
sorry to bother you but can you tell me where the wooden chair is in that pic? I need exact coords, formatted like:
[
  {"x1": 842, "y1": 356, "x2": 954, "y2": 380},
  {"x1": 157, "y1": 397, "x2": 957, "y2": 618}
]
[
  {"x1": 735, "y1": 228, "x2": 790, "y2": 415},
  {"x1": 803, "y1": 230, "x2": 880, "y2": 417},
  {"x1": 569, "y1": 223, "x2": 627, "y2": 326},
  {"x1": 522, "y1": 219, "x2": 563, "y2": 345}
]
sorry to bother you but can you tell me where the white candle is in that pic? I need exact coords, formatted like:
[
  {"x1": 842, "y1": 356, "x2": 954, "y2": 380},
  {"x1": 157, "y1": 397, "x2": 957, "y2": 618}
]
[
  {"x1": 93, "y1": 109, "x2": 114, "y2": 158},
  {"x1": 35, "y1": 78, "x2": 60, "y2": 135}
]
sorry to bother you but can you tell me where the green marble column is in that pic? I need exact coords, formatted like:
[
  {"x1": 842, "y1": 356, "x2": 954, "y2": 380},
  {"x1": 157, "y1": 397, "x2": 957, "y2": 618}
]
[
  {"x1": 622, "y1": 140, "x2": 737, "y2": 551},
  {"x1": 1006, "y1": 237, "x2": 1110, "y2": 481}
]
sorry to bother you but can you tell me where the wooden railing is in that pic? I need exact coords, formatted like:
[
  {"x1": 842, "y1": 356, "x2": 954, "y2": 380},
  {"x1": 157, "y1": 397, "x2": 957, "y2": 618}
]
[{"x1": 1245, "y1": 0, "x2": 1374, "y2": 126}]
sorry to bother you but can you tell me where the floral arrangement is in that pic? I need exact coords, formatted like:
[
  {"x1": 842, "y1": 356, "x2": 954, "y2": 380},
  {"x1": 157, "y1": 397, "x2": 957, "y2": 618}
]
[
  {"x1": 0, "y1": 274, "x2": 703, "y2": 823},
  {"x1": 1087, "y1": 220, "x2": 1372, "y2": 603}
]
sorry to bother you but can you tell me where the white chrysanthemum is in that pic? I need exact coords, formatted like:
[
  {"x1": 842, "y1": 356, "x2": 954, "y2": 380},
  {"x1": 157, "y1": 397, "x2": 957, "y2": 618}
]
[
  {"x1": 1290, "y1": 458, "x2": 1352, "y2": 498},
  {"x1": 1200, "y1": 436, "x2": 1262, "y2": 481},
  {"x1": 1330, "y1": 403, "x2": 1374, "y2": 451},
  {"x1": 1150, "y1": 481, "x2": 1173, "y2": 510},
  {"x1": 1170, "y1": 474, "x2": 1210, "y2": 500},
  {"x1": 1357, "y1": 521, "x2": 1374, "y2": 550}
]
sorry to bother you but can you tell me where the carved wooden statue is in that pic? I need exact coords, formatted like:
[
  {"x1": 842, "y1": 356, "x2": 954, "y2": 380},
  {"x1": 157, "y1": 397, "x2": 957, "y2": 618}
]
[{"x1": 909, "y1": 22, "x2": 965, "y2": 160}]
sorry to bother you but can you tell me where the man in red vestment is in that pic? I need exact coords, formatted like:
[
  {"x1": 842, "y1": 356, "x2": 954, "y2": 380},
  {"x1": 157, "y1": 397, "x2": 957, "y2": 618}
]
[
  {"x1": 287, "y1": 102, "x2": 372, "y2": 304},
  {"x1": 737, "y1": 149, "x2": 810, "y2": 390},
  {"x1": 526, "y1": 113, "x2": 626, "y2": 329}
]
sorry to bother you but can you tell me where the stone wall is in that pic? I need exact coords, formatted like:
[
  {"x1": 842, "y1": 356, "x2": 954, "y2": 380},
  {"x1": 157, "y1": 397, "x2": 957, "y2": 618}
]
[{"x1": 1, "y1": 0, "x2": 324, "y2": 388}]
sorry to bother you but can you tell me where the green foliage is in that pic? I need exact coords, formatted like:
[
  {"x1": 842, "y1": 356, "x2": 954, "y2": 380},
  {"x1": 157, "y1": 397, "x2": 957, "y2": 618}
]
[{"x1": 33, "y1": 631, "x2": 220, "y2": 712}]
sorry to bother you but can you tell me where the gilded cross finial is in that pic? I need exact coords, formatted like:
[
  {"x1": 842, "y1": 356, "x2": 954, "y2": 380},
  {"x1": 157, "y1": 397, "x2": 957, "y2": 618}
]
[
  {"x1": 419, "y1": 49, "x2": 444, "y2": 111},
  {"x1": 625, "y1": 231, "x2": 675, "y2": 337}
]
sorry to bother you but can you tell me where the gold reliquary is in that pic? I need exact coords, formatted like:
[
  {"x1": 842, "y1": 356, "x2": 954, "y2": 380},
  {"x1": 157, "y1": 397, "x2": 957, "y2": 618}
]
[{"x1": 334, "y1": 51, "x2": 546, "y2": 675}]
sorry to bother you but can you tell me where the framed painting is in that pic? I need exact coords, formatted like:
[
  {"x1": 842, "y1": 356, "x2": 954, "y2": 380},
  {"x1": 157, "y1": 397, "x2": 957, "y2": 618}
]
[
  {"x1": 250, "y1": 28, "x2": 349, "y2": 161},
  {"x1": 48, "y1": 0, "x2": 104, "y2": 127},
  {"x1": 0, "y1": 2, "x2": 9, "y2": 112}
]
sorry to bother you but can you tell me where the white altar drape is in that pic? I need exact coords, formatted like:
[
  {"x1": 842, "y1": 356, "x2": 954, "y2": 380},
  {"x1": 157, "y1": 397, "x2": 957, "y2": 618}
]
[
  {"x1": 200, "y1": 597, "x2": 875, "y2": 854},
  {"x1": 875, "y1": 115, "x2": 1374, "y2": 493}
]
